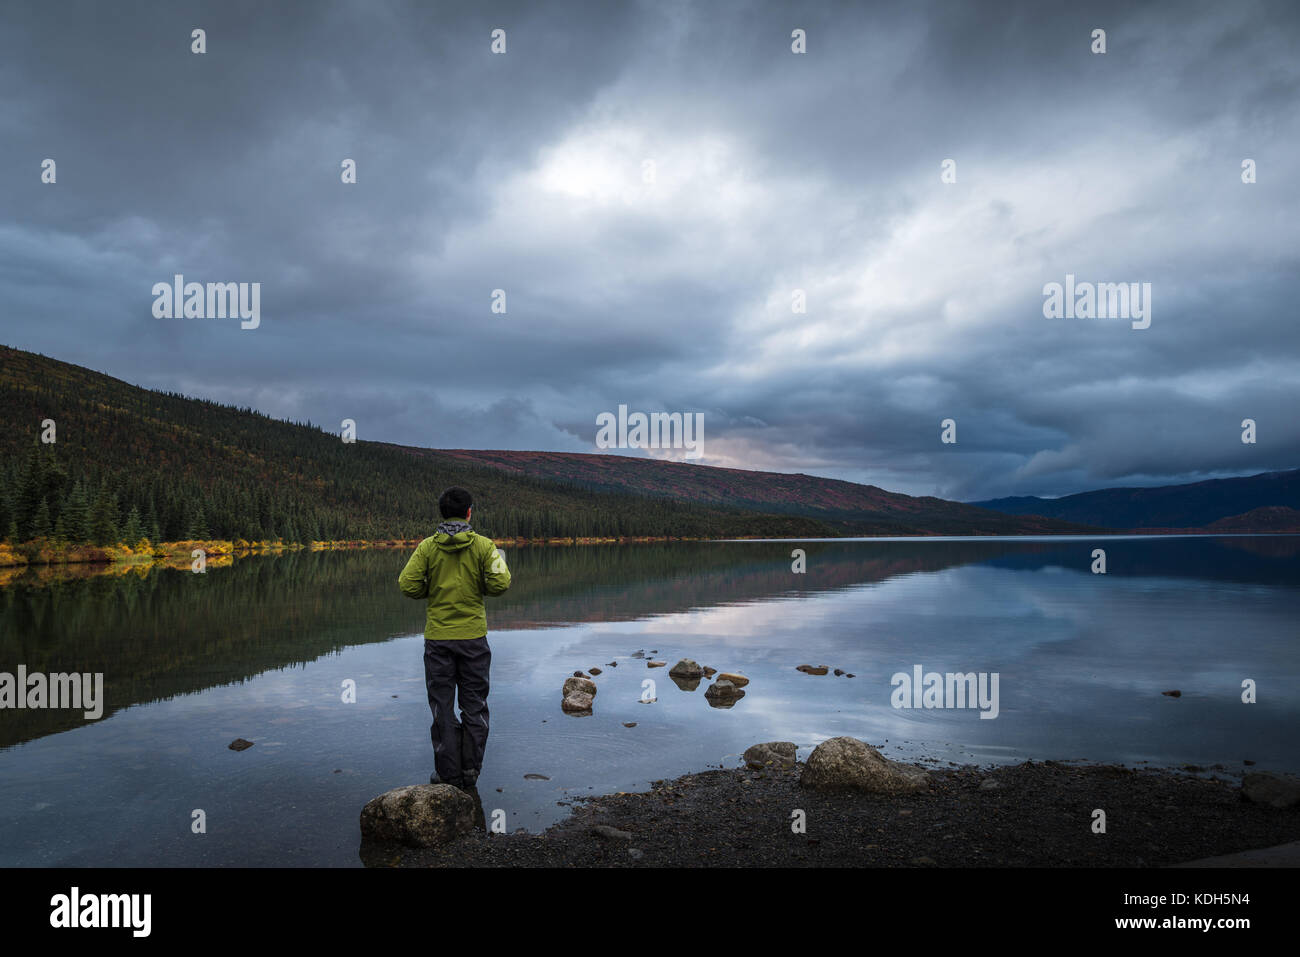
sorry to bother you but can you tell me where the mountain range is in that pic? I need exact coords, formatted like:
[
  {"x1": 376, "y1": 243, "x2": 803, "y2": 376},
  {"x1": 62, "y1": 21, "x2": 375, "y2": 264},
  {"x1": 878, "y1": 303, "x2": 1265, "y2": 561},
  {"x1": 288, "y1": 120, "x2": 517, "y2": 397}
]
[{"x1": 972, "y1": 470, "x2": 1300, "y2": 532}]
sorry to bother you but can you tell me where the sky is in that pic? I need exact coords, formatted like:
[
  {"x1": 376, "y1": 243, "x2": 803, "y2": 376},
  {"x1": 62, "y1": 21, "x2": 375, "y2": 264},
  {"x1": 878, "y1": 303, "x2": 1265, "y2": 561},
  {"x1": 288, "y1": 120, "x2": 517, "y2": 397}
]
[{"x1": 2, "y1": 0, "x2": 1298, "y2": 501}]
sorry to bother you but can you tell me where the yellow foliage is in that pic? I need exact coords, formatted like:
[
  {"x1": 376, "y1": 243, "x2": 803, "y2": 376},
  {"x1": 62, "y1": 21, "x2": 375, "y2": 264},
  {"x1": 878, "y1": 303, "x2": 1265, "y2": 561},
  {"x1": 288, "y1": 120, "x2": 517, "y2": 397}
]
[{"x1": 0, "y1": 543, "x2": 28, "y2": 567}]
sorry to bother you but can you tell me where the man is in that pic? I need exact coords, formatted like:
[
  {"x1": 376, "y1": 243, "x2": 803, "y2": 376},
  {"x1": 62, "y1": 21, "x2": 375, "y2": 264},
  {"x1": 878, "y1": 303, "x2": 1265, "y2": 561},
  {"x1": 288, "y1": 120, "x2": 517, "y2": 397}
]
[{"x1": 398, "y1": 486, "x2": 511, "y2": 789}]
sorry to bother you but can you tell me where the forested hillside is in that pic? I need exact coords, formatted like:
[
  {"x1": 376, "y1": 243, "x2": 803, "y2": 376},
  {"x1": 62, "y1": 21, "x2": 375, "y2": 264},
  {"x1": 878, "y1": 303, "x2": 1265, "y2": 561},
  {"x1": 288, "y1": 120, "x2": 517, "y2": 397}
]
[
  {"x1": 0, "y1": 346, "x2": 833, "y2": 544},
  {"x1": 0, "y1": 345, "x2": 1094, "y2": 548}
]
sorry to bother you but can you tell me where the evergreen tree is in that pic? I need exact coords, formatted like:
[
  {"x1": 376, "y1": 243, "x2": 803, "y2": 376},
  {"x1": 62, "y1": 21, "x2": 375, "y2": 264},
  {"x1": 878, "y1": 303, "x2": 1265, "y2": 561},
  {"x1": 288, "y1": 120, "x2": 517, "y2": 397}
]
[
  {"x1": 144, "y1": 495, "x2": 160, "y2": 539},
  {"x1": 89, "y1": 486, "x2": 119, "y2": 545},
  {"x1": 123, "y1": 505, "x2": 145, "y2": 545},
  {"x1": 61, "y1": 480, "x2": 91, "y2": 542},
  {"x1": 31, "y1": 498, "x2": 52, "y2": 539},
  {"x1": 13, "y1": 446, "x2": 43, "y2": 537},
  {"x1": 187, "y1": 502, "x2": 210, "y2": 539}
]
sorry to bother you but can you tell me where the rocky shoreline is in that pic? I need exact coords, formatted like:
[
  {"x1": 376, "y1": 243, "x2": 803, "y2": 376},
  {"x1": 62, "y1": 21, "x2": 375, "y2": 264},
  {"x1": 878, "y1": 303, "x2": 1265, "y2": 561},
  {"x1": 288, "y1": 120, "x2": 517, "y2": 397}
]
[{"x1": 362, "y1": 748, "x2": 1300, "y2": 868}]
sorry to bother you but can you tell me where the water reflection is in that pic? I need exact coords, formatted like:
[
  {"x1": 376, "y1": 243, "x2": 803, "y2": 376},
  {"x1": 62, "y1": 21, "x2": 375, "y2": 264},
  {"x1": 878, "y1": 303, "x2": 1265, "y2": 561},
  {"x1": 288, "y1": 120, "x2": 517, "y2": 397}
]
[{"x1": 1, "y1": 535, "x2": 1297, "y2": 866}]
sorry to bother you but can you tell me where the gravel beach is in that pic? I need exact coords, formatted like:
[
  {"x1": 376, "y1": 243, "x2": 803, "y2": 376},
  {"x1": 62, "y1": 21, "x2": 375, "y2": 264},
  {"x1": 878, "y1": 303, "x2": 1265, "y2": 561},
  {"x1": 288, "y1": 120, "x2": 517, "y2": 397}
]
[{"x1": 373, "y1": 759, "x2": 1300, "y2": 868}]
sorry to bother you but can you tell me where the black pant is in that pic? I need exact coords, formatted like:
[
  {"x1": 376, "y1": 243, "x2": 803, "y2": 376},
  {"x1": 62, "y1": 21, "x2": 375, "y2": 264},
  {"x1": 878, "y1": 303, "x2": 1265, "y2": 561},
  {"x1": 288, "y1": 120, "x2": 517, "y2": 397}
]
[{"x1": 423, "y1": 636, "x2": 491, "y2": 783}]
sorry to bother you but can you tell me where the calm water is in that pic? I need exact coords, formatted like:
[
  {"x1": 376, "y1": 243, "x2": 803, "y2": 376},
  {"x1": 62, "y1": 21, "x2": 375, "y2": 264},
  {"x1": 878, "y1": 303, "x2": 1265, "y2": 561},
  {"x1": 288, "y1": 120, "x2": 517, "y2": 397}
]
[{"x1": 1, "y1": 535, "x2": 1297, "y2": 866}]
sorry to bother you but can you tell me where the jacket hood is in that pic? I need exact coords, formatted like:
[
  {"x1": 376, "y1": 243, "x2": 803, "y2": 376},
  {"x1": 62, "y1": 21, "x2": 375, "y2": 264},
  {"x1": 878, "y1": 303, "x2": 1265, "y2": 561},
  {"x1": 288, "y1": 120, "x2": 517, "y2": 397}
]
[{"x1": 433, "y1": 520, "x2": 474, "y2": 551}]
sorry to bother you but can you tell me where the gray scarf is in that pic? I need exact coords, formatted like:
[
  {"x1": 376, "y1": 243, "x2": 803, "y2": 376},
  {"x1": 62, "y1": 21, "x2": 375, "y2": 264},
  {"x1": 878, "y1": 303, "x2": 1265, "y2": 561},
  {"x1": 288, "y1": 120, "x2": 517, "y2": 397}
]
[{"x1": 436, "y1": 520, "x2": 472, "y2": 536}]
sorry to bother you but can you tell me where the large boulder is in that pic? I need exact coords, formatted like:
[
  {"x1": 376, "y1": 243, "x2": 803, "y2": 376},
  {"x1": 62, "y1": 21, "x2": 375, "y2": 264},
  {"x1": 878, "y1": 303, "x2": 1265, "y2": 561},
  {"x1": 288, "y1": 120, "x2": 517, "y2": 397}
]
[
  {"x1": 360, "y1": 784, "x2": 474, "y2": 847},
  {"x1": 669, "y1": 658, "x2": 703, "y2": 678},
  {"x1": 801, "y1": 737, "x2": 930, "y2": 794},
  {"x1": 1242, "y1": 771, "x2": 1300, "y2": 809},
  {"x1": 744, "y1": 741, "x2": 797, "y2": 769},
  {"x1": 561, "y1": 675, "x2": 597, "y2": 715}
]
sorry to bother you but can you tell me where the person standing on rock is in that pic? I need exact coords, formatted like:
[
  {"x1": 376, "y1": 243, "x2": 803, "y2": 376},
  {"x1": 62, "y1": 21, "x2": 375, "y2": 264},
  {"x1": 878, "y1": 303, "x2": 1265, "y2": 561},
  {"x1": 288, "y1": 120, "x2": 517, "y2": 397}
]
[{"x1": 398, "y1": 486, "x2": 512, "y2": 789}]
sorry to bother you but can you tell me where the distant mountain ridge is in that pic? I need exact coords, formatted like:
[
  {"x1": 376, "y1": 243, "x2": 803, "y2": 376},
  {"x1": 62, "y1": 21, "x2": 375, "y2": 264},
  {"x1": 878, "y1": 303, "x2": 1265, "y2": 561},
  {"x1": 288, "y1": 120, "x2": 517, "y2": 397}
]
[
  {"x1": 406, "y1": 448, "x2": 1097, "y2": 536},
  {"x1": 972, "y1": 470, "x2": 1300, "y2": 530}
]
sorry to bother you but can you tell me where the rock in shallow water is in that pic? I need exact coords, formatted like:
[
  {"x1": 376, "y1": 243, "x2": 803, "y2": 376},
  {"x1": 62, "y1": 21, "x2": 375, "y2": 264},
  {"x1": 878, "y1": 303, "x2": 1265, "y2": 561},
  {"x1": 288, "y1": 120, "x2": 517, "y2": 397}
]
[
  {"x1": 717, "y1": 672, "x2": 749, "y2": 687},
  {"x1": 744, "y1": 741, "x2": 797, "y2": 769},
  {"x1": 669, "y1": 658, "x2": 703, "y2": 678},
  {"x1": 704, "y1": 679, "x2": 745, "y2": 708},
  {"x1": 561, "y1": 676, "x2": 597, "y2": 714},
  {"x1": 228, "y1": 738, "x2": 254, "y2": 751},
  {"x1": 360, "y1": 784, "x2": 474, "y2": 847},
  {"x1": 796, "y1": 664, "x2": 829, "y2": 675},
  {"x1": 801, "y1": 736, "x2": 930, "y2": 794}
]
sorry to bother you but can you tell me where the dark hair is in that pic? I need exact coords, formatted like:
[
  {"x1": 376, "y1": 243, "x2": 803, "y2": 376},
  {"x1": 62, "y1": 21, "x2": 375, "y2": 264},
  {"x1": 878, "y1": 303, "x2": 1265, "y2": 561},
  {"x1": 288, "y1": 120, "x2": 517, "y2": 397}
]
[{"x1": 438, "y1": 486, "x2": 473, "y2": 519}]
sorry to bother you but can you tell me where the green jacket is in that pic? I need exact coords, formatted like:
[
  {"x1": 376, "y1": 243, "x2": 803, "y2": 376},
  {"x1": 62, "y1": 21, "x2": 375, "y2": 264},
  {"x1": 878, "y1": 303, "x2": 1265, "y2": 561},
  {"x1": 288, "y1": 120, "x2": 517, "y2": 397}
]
[{"x1": 398, "y1": 525, "x2": 511, "y2": 640}]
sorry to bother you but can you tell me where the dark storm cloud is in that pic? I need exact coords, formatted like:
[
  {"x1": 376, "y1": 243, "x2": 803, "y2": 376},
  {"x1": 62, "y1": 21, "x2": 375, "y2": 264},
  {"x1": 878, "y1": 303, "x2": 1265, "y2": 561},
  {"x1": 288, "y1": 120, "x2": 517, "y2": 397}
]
[{"x1": 1, "y1": 0, "x2": 1297, "y2": 498}]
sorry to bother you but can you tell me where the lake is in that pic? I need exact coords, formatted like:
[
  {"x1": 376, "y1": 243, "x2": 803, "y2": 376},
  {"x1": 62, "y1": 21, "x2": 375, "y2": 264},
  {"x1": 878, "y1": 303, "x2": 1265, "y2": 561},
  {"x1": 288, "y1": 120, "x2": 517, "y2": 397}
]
[{"x1": 1, "y1": 535, "x2": 1297, "y2": 866}]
